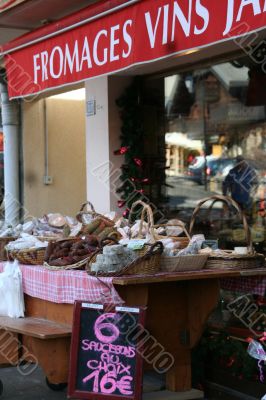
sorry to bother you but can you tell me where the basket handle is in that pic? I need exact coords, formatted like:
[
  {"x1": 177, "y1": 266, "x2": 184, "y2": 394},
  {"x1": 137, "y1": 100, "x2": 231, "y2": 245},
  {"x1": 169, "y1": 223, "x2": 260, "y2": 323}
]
[
  {"x1": 76, "y1": 201, "x2": 96, "y2": 223},
  {"x1": 189, "y1": 195, "x2": 253, "y2": 253},
  {"x1": 144, "y1": 241, "x2": 164, "y2": 258},
  {"x1": 153, "y1": 221, "x2": 191, "y2": 240},
  {"x1": 204, "y1": 198, "x2": 232, "y2": 223},
  {"x1": 128, "y1": 200, "x2": 150, "y2": 226},
  {"x1": 99, "y1": 237, "x2": 119, "y2": 248},
  {"x1": 139, "y1": 204, "x2": 156, "y2": 243},
  {"x1": 80, "y1": 201, "x2": 96, "y2": 213},
  {"x1": 128, "y1": 201, "x2": 156, "y2": 243}
]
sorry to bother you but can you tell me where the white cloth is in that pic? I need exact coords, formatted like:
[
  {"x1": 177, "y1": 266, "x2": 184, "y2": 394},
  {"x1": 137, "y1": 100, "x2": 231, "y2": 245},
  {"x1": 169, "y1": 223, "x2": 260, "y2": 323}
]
[{"x1": 0, "y1": 260, "x2": 24, "y2": 318}]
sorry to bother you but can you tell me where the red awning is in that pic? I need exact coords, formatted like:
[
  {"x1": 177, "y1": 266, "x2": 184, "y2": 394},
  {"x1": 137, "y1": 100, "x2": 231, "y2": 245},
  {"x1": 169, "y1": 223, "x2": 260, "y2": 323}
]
[{"x1": 3, "y1": 0, "x2": 266, "y2": 99}]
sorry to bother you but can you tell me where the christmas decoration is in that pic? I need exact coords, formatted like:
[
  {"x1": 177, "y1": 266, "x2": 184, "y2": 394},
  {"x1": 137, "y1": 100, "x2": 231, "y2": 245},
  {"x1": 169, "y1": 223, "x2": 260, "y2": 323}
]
[
  {"x1": 142, "y1": 178, "x2": 149, "y2": 184},
  {"x1": 114, "y1": 146, "x2": 130, "y2": 155},
  {"x1": 133, "y1": 158, "x2": 143, "y2": 167},
  {"x1": 117, "y1": 200, "x2": 126, "y2": 208},
  {"x1": 115, "y1": 78, "x2": 146, "y2": 213},
  {"x1": 115, "y1": 77, "x2": 168, "y2": 215},
  {"x1": 123, "y1": 208, "x2": 130, "y2": 218}
]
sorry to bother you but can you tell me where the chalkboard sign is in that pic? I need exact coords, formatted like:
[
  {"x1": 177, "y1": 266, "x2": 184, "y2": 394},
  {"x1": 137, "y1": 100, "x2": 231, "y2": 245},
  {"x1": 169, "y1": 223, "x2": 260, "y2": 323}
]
[{"x1": 68, "y1": 302, "x2": 146, "y2": 400}]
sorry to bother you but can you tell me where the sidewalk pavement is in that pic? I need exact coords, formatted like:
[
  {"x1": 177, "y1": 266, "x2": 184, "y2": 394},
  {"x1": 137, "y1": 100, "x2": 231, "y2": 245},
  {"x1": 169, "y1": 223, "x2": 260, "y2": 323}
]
[{"x1": 0, "y1": 366, "x2": 205, "y2": 400}]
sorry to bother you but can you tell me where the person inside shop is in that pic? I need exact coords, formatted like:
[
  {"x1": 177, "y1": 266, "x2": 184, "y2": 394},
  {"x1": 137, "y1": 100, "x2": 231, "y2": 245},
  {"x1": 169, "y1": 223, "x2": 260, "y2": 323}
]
[{"x1": 222, "y1": 156, "x2": 258, "y2": 211}]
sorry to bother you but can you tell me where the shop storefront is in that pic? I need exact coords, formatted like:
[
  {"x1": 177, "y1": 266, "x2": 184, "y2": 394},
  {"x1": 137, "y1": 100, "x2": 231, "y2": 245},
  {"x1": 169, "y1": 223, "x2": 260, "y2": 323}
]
[
  {"x1": 2, "y1": 0, "x2": 265, "y2": 219},
  {"x1": 0, "y1": 1, "x2": 265, "y2": 399}
]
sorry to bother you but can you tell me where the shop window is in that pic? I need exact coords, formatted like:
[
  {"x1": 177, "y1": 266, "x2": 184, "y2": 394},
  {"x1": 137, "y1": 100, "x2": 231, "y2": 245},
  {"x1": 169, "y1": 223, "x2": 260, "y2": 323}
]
[{"x1": 164, "y1": 59, "x2": 266, "y2": 252}]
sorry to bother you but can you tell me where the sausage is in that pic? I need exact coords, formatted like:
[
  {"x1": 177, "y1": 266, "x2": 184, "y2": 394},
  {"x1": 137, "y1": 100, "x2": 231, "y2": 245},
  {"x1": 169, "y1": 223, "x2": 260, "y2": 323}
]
[
  {"x1": 44, "y1": 242, "x2": 57, "y2": 262},
  {"x1": 76, "y1": 249, "x2": 89, "y2": 256}
]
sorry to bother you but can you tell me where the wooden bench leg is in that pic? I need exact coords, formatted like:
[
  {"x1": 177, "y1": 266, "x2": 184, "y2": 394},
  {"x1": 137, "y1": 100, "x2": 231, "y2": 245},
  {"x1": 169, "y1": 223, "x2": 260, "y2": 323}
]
[
  {"x1": 0, "y1": 329, "x2": 18, "y2": 366},
  {"x1": 24, "y1": 336, "x2": 71, "y2": 384}
]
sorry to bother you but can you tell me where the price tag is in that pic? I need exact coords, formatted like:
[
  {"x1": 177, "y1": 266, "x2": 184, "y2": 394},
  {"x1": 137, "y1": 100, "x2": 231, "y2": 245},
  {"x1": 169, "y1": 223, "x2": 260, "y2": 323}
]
[{"x1": 127, "y1": 240, "x2": 147, "y2": 250}]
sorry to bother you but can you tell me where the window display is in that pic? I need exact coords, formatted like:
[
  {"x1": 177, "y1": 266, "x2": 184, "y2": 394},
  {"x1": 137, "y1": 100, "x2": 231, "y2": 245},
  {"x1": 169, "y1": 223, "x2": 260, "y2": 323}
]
[{"x1": 164, "y1": 59, "x2": 266, "y2": 252}]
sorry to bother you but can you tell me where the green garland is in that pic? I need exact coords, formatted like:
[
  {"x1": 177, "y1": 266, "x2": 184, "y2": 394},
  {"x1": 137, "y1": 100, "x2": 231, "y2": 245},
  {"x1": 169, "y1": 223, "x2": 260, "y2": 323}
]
[{"x1": 115, "y1": 77, "x2": 146, "y2": 216}]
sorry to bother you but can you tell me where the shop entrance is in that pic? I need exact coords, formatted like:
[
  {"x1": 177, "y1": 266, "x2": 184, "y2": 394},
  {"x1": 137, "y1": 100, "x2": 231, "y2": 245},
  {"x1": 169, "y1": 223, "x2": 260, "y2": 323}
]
[{"x1": 116, "y1": 58, "x2": 266, "y2": 252}]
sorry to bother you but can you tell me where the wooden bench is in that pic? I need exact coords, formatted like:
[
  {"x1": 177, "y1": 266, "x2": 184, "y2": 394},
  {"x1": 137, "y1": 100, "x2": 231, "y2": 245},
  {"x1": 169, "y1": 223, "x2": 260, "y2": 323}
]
[
  {"x1": 0, "y1": 316, "x2": 72, "y2": 339},
  {"x1": 0, "y1": 316, "x2": 72, "y2": 387}
]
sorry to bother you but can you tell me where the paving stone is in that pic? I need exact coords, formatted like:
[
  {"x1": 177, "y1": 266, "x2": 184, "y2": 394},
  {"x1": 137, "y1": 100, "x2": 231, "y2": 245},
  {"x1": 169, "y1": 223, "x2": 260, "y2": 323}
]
[
  {"x1": 143, "y1": 389, "x2": 204, "y2": 400},
  {"x1": 143, "y1": 371, "x2": 165, "y2": 393}
]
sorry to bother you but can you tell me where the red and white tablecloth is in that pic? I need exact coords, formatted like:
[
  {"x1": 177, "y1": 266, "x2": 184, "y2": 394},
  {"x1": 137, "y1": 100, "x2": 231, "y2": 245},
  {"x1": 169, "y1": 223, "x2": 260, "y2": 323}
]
[
  {"x1": 0, "y1": 262, "x2": 124, "y2": 305},
  {"x1": 220, "y1": 277, "x2": 266, "y2": 296},
  {"x1": 1, "y1": 262, "x2": 266, "y2": 304}
]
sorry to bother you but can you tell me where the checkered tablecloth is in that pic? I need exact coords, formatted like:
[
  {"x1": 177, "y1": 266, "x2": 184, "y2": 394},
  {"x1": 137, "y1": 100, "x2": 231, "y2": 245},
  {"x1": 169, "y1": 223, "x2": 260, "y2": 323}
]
[
  {"x1": 1, "y1": 262, "x2": 265, "y2": 304},
  {"x1": 220, "y1": 277, "x2": 266, "y2": 296},
  {"x1": 0, "y1": 262, "x2": 124, "y2": 305}
]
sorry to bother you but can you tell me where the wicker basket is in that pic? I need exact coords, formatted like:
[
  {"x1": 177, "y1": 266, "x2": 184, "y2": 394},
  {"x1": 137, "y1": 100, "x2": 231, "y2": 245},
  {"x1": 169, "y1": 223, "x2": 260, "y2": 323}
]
[
  {"x1": 0, "y1": 237, "x2": 17, "y2": 261},
  {"x1": 127, "y1": 201, "x2": 158, "y2": 257},
  {"x1": 129, "y1": 200, "x2": 190, "y2": 249},
  {"x1": 42, "y1": 237, "x2": 98, "y2": 270},
  {"x1": 76, "y1": 201, "x2": 114, "y2": 226},
  {"x1": 205, "y1": 251, "x2": 265, "y2": 270},
  {"x1": 36, "y1": 236, "x2": 63, "y2": 242},
  {"x1": 86, "y1": 239, "x2": 163, "y2": 277},
  {"x1": 8, "y1": 247, "x2": 46, "y2": 265},
  {"x1": 189, "y1": 195, "x2": 265, "y2": 270},
  {"x1": 43, "y1": 256, "x2": 92, "y2": 271},
  {"x1": 160, "y1": 253, "x2": 209, "y2": 272},
  {"x1": 153, "y1": 221, "x2": 190, "y2": 249}
]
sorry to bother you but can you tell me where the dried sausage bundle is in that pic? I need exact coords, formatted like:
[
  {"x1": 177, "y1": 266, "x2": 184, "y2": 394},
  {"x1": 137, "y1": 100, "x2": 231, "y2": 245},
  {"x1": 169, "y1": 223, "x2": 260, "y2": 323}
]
[{"x1": 45, "y1": 235, "x2": 99, "y2": 266}]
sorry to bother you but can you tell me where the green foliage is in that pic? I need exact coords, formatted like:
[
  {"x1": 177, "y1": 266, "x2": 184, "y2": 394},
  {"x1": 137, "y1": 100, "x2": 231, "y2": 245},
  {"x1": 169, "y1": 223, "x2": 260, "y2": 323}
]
[
  {"x1": 192, "y1": 330, "x2": 261, "y2": 386},
  {"x1": 115, "y1": 78, "x2": 146, "y2": 211}
]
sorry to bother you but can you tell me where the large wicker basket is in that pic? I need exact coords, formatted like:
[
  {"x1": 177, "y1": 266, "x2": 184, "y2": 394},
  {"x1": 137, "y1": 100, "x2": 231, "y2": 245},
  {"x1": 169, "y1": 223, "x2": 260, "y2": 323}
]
[
  {"x1": 189, "y1": 195, "x2": 265, "y2": 270},
  {"x1": 86, "y1": 238, "x2": 163, "y2": 277}
]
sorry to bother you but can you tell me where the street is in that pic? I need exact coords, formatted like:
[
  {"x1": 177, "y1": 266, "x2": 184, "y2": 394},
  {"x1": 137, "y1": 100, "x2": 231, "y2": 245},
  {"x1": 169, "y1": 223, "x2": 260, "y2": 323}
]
[
  {"x1": 166, "y1": 176, "x2": 218, "y2": 210},
  {"x1": 0, "y1": 366, "x2": 66, "y2": 400}
]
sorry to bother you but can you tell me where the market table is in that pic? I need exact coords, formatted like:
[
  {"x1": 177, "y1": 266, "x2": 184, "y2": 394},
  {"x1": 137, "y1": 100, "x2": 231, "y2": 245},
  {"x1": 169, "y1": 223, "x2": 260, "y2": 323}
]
[
  {"x1": 112, "y1": 268, "x2": 266, "y2": 392},
  {"x1": 0, "y1": 263, "x2": 266, "y2": 393}
]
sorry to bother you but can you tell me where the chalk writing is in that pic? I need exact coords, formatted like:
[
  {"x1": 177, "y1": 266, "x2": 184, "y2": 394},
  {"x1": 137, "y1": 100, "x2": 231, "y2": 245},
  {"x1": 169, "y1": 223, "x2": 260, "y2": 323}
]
[
  {"x1": 81, "y1": 314, "x2": 134, "y2": 395},
  {"x1": 94, "y1": 313, "x2": 120, "y2": 344},
  {"x1": 68, "y1": 303, "x2": 145, "y2": 399}
]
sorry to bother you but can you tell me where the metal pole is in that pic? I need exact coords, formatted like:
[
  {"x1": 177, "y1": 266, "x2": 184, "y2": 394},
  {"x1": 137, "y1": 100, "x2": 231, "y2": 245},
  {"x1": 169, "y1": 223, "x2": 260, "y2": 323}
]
[
  {"x1": 202, "y1": 82, "x2": 208, "y2": 191},
  {"x1": 0, "y1": 82, "x2": 20, "y2": 225}
]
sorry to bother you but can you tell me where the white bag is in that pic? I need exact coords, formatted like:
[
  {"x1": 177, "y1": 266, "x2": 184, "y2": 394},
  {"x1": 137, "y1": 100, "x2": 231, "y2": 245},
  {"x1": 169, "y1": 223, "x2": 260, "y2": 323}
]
[{"x1": 0, "y1": 260, "x2": 25, "y2": 318}]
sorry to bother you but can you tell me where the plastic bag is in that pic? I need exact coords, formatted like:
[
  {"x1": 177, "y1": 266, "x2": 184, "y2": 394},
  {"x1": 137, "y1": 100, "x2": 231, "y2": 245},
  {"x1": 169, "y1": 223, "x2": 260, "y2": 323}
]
[
  {"x1": 247, "y1": 340, "x2": 266, "y2": 361},
  {"x1": 0, "y1": 260, "x2": 24, "y2": 318},
  {"x1": 247, "y1": 340, "x2": 266, "y2": 383}
]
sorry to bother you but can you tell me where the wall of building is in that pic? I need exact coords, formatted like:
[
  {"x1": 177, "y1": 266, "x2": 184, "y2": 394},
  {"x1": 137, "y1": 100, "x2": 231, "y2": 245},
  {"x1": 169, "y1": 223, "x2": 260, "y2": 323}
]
[
  {"x1": 23, "y1": 96, "x2": 86, "y2": 218},
  {"x1": 85, "y1": 76, "x2": 132, "y2": 214}
]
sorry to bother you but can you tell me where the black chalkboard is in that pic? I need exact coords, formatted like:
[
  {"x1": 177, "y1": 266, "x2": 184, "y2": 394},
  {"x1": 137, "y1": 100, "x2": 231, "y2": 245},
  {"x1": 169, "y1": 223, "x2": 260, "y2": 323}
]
[{"x1": 68, "y1": 302, "x2": 146, "y2": 400}]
